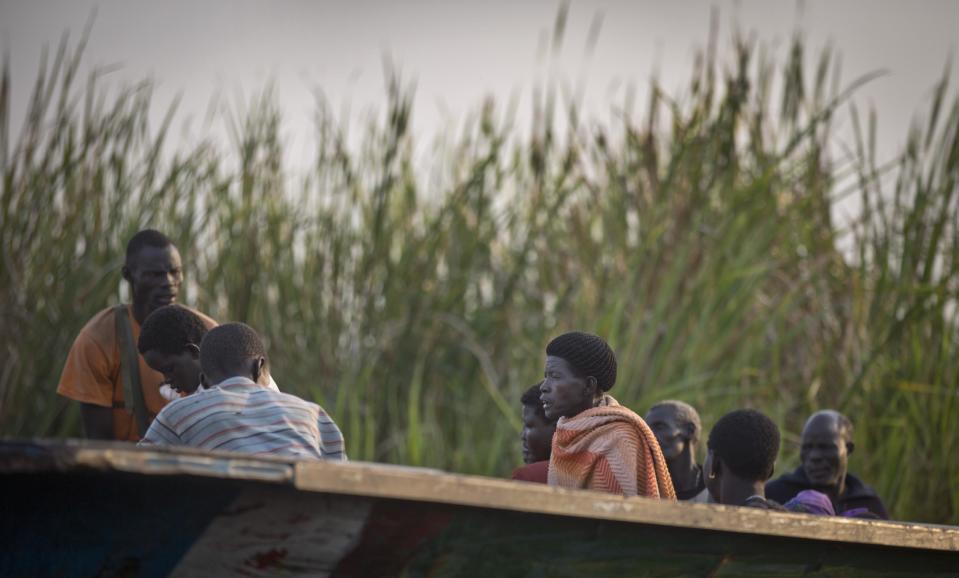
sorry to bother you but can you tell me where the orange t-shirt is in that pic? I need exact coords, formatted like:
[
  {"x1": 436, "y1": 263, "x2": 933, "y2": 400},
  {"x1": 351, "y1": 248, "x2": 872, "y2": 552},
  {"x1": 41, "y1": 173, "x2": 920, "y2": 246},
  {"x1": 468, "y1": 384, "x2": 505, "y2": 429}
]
[{"x1": 57, "y1": 304, "x2": 217, "y2": 441}]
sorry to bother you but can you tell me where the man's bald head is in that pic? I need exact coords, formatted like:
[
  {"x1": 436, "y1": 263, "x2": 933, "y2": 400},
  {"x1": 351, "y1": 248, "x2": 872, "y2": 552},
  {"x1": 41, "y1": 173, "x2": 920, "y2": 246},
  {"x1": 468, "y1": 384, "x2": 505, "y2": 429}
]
[
  {"x1": 800, "y1": 410, "x2": 855, "y2": 490},
  {"x1": 803, "y1": 410, "x2": 854, "y2": 444}
]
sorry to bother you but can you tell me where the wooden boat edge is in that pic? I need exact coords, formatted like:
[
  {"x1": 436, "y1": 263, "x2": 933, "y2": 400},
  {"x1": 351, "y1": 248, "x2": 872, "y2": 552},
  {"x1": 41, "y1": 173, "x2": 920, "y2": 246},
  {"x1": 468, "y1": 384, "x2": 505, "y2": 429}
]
[
  {"x1": 5, "y1": 439, "x2": 959, "y2": 554},
  {"x1": 294, "y1": 459, "x2": 959, "y2": 552}
]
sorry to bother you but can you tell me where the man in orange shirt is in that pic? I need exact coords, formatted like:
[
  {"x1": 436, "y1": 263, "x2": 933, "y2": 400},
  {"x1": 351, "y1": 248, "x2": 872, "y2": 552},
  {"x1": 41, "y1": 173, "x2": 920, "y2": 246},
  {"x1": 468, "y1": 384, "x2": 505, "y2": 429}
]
[{"x1": 57, "y1": 230, "x2": 215, "y2": 441}]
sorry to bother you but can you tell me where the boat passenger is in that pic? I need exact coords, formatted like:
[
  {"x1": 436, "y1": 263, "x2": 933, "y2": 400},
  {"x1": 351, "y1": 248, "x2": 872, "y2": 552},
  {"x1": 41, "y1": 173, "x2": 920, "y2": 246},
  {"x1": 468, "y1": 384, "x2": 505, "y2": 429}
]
[
  {"x1": 540, "y1": 332, "x2": 675, "y2": 498},
  {"x1": 138, "y1": 322, "x2": 346, "y2": 460},
  {"x1": 56, "y1": 229, "x2": 216, "y2": 441},
  {"x1": 511, "y1": 383, "x2": 557, "y2": 483},
  {"x1": 138, "y1": 304, "x2": 280, "y2": 398},
  {"x1": 704, "y1": 408, "x2": 785, "y2": 510},
  {"x1": 138, "y1": 304, "x2": 211, "y2": 398},
  {"x1": 765, "y1": 410, "x2": 888, "y2": 519},
  {"x1": 645, "y1": 400, "x2": 710, "y2": 502}
]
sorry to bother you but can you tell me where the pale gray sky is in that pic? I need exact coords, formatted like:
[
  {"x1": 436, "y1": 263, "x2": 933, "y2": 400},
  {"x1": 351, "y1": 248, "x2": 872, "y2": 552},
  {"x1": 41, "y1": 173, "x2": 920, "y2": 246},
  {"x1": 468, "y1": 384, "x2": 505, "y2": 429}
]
[{"x1": 3, "y1": 0, "x2": 958, "y2": 185}]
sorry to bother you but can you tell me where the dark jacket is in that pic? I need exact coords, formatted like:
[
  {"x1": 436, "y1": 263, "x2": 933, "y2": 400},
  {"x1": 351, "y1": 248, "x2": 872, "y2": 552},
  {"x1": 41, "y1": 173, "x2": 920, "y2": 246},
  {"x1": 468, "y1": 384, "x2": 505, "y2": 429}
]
[
  {"x1": 675, "y1": 464, "x2": 707, "y2": 501},
  {"x1": 765, "y1": 467, "x2": 889, "y2": 519}
]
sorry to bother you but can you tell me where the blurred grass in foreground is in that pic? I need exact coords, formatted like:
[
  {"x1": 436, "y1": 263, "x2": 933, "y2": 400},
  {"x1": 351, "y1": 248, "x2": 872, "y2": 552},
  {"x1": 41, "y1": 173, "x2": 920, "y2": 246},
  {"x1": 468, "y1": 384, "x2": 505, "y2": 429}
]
[{"x1": 1, "y1": 21, "x2": 957, "y2": 523}]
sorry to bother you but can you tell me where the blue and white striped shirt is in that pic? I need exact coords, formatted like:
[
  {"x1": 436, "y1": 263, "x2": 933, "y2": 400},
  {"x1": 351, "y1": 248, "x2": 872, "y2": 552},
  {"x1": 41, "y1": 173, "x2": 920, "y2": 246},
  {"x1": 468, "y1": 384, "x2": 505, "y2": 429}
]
[{"x1": 139, "y1": 376, "x2": 346, "y2": 461}]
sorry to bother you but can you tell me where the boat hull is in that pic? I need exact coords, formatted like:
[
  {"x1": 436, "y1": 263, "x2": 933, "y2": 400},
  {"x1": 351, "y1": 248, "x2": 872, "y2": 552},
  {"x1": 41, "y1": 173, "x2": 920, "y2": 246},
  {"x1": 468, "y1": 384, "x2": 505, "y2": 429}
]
[{"x1": 2, "y1": 441, "x2": 957, "y2": 577}]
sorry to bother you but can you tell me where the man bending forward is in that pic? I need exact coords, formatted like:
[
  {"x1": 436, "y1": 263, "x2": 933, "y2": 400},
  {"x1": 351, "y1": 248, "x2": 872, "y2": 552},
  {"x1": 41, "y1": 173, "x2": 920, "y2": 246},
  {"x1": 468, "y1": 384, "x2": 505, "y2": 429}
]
[{"x1": 139, "y1": 322, "x2": 345, "y2": 461}]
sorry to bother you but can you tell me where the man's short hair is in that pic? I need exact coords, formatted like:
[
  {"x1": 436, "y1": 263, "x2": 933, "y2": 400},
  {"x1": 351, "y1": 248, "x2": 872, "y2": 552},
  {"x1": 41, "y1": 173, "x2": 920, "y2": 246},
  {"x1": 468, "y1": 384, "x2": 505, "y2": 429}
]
[
  {"x1": 648, "y1": 399, "x2": 702, "y2": 442},
  {"x1": 138, "y1": 305, "x2": 210, "y2": 355},
  {"x1": 521, "y1": 383, "x2": 554, "y2": 422},
  {"x1": 199, "y1": 322, "x2": 268, "y2": 376},
  {"x1": 126, "y1": 229, "x2": 173, "y2": 265},
  {"x1": 707, "y1": 409, "x2": 781, "y2": 481}
]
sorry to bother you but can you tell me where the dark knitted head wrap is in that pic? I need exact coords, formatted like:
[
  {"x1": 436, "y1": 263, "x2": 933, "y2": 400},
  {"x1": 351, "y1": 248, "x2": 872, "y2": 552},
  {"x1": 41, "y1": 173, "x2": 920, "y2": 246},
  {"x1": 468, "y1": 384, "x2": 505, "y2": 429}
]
[{"x1": 545, "y1": 331, "x2": 617, "y2": 391}]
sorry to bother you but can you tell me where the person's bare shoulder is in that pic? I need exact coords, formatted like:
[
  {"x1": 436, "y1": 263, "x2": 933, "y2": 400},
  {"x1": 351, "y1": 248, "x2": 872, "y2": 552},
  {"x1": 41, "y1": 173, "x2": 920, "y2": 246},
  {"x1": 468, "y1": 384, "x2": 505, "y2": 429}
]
[{"x1": 185, "y1": 306, "x2": 218, "y2": 329}]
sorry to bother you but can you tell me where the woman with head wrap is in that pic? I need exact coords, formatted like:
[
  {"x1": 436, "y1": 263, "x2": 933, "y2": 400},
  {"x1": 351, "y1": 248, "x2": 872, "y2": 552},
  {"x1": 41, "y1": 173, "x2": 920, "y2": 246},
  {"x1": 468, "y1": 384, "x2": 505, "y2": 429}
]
[{"x1": 539, "y1": 332, "x2": 676, "y2": 498}]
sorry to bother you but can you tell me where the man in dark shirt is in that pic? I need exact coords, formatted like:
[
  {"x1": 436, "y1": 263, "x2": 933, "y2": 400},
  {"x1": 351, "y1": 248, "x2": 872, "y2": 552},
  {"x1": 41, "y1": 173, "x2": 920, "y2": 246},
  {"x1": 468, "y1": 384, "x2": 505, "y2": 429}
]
[
  {"x1": 766, "y1": 410, "x2": 888, "y2": 519},
  {"x1": 645, "y1": 400, "x2": 709, "y2": 501}
]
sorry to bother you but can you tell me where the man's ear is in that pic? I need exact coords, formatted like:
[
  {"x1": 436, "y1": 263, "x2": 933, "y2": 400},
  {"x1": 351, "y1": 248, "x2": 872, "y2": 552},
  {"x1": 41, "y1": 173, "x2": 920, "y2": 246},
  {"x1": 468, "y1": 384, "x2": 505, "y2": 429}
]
[
  {"x1": 766, "y1": 460, "x2": 777, "y2": 481},
  {"x1": 121, "y1": 264, "x2": 132, "y2": 283},
  {"x1": 199, "y1": 372, "x2": 210, "y2": 388},
  {"x1": 250, "y1": 356, "x2": 266, "y2": 383},
  {"x1": 186, "y1": 343, "x2": 201, "y2": 359},
  {"x1": 846, "y1": 441, "x2": 855, "y2": 455}
]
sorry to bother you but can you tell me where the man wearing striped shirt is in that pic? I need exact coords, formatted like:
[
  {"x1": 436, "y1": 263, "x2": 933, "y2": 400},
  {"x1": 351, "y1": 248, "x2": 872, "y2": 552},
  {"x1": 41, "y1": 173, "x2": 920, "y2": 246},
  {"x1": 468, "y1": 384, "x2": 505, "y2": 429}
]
[{"x1": 139, "y1": 322, "x2": 346, "y2": 461}]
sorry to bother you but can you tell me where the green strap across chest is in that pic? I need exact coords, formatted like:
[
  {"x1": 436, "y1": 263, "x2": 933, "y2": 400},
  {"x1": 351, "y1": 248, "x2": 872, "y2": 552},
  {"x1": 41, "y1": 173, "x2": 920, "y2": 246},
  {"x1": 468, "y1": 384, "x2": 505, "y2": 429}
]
[{"x1": 114, "y1": 304, "x2": 148, "y2": 437}]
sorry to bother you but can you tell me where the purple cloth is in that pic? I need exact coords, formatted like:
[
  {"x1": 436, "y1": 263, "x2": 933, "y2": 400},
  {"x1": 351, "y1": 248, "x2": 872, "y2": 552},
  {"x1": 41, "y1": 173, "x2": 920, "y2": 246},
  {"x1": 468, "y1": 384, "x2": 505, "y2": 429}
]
[
  {"x1": 784, "y1": 490, "x2": 836, "y2": 516},
  {"x1": 841, "y1": 507, "x2": 877, "y2": 518}
]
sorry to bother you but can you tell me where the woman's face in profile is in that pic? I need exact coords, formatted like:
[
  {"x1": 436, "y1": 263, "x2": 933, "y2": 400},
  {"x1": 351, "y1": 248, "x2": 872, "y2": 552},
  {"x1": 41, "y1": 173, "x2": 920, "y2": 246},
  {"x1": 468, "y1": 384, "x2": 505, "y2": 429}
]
[{"x1": 539, "y1": 356, "x2": 593, "y2": 420}]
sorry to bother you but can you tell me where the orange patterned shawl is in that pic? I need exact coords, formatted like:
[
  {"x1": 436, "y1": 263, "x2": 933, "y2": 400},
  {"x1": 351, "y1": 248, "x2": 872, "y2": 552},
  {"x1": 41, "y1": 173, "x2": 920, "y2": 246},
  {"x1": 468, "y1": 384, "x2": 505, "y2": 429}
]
[{"x1": 548, "y1": 395, "x2": 677, "y2": 499}]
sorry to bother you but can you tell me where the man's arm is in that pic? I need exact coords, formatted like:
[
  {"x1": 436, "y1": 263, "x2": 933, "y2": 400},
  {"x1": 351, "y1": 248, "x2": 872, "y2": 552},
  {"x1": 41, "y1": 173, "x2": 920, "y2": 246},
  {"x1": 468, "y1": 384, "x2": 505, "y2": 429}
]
[
  {"x1": 316, "y1": 409, "x2": 346, "y2": 461},
  {"x1": 57, "y1": 317, "x2": 120, "y2": 440},
  {"x1": 80, "y1": 403, "x2": 114, "y2": 440}
]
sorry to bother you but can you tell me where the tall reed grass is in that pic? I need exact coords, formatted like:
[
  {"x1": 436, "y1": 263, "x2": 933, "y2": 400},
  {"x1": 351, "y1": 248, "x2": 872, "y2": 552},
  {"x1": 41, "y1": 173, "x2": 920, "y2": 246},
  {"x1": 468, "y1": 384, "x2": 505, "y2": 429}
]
[{"x1": 1, "y1": 20, "x2": 957, "y2": 523}]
